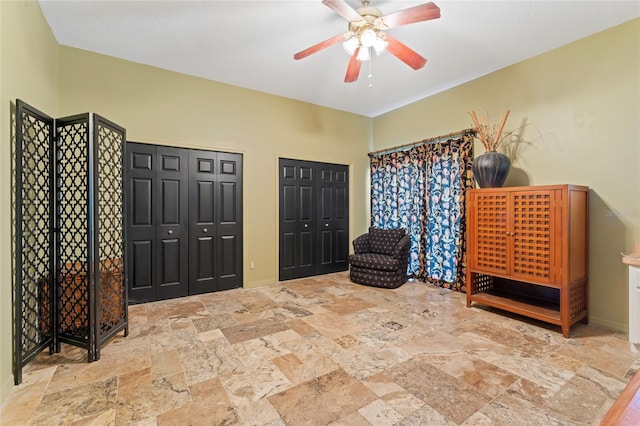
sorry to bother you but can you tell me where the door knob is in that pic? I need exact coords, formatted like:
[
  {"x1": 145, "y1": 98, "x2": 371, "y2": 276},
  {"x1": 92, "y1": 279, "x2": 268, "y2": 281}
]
[
  {"x1": 304, "y1": 224, "x2": 308, "y2": 228},
  {"x1": 325, "y1": 223, "x2": 329, "y2": 227},
  {"x1": 168, "y1": 230, "x2": 173, "y2": 235},
  {"x1": 203, "y1": 228, "x2": 208, "y2": 233}
]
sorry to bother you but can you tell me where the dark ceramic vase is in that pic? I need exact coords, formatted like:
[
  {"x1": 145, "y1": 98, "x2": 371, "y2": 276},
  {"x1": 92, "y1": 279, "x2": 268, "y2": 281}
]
[{"x1": 472, "y1": 151, "x2": 511, "y2": 188}]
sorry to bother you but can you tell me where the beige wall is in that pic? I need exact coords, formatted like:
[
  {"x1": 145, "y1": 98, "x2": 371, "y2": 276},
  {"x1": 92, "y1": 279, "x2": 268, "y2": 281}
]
[
  {"x1": 374, "y1": 19, "x2": 640, "y2": 331},
  {"x1": 0, "y1": 0, "x2": 59, "y2": 405},
  {"x1": 57, "y1": 46, "x2": 372, "y2": 289}
]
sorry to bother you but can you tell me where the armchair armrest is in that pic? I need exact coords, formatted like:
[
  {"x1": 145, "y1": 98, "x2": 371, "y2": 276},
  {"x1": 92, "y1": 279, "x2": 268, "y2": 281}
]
[
  {"x1": 353, "y1": 233, "x2": 371, "y2": 254},
  {"x1": 392, "y1": 234, "x2": 411, "y2": 260}
]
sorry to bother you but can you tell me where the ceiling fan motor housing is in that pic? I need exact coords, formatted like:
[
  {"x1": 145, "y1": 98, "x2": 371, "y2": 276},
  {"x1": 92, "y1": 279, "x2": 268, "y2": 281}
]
[{"x1": 349, "y1": 9, "x2": 386, "y2": 37}]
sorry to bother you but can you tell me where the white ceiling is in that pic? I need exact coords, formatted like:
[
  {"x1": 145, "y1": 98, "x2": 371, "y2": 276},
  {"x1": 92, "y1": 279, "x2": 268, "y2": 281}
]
[{"x1": 39, "y1": 0, "x2": 639, "y2": 118}]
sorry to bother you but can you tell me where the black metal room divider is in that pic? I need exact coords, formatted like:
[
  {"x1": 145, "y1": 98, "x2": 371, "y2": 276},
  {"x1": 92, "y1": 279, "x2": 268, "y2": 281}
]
[
  {"x1": 13, "y1": 100, "x2": 128, "y2": 385},
  {"x1": 13, "y1": 101, "x2": 55, "y2": 385},
  {"x1": 55, "y1": 113, "x2": 128, "y2": 361}
]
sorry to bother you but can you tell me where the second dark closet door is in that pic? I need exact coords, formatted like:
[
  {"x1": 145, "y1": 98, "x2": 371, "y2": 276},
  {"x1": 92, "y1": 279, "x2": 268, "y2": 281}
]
[
  {"x1": 279, "y1": 158, "x2": 349, "y2": 281},
  {"x1": 127, "y1": 144, "x2": 189, "y2": 303},
  {"x1": 156, "y1": 147, "x2": 189, "y2": 300},
  {"x1": 188, "y1": 150, "x2": 243, "y2": 294}
]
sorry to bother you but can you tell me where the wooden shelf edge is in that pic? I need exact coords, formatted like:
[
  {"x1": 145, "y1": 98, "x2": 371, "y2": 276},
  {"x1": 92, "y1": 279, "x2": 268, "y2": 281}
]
[{"x1": 469, "y1": 292, "x2": 561, "y2": 324}]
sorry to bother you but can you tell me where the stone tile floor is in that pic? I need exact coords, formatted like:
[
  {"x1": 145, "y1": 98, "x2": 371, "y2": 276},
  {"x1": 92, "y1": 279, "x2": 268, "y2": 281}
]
[{"x1": 2, "y1": 272, "x2": 638, "y2": 425}]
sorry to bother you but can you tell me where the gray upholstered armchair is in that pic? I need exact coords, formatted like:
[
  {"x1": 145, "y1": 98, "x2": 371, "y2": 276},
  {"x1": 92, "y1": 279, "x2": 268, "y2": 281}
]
[{"x1": 348, "y1": 227, "x2": 411, "y2": 288}]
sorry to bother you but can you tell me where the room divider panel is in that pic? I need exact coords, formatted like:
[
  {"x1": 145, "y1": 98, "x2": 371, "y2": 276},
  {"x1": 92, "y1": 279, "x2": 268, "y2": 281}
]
[
  {"x1": 55, "y1": 113, "x2": 128, "y2": 361},
  {"x1": 13, "y1": 100, "x2": 128, "y2": 385},
  {"x1": 13, "y1": 101, "x2": 55, "y2": 385}
]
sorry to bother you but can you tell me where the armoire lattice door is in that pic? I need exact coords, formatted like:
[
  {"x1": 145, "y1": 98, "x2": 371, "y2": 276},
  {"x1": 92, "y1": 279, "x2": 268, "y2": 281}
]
[
  {"x1": 470, "y1": 191, "x2": 509, "y2": 275},
  {"x1": 466, "y1": 185, "x2": 588, "y2": 337},
  {"x1": 13, "y1": 100, "x2": 128, "y2": 384}
]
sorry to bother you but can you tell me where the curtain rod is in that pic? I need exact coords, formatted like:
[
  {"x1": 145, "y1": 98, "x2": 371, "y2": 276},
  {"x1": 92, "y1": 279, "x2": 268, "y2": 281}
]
[{"x1": 368, "y1": 128, "x2": 476, "y2": 157}]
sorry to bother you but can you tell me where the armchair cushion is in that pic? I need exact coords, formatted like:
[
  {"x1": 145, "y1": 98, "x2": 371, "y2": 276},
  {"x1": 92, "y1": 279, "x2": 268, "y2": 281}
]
[
  {"x1": 348, "y1": 253, "x2": 399, "y2": 272},
  {"x1": 368, "y1": 227, "x2": 406, "y2": 255}
]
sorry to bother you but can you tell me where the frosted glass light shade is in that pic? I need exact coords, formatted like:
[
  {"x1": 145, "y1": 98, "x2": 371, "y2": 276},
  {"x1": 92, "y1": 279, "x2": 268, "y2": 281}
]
[
  {"x1": 372, "y1": 37, "x2": 388, "y2": 55},
  {"x1": 342, "y1": 36, "x2": 359, "y2": 55},
  {"x1": 357, "y1": 47, "x2": 370, "y2": 61},
  {"x1": 360, "y1": 29, "x2": 376, "y2": 48}
]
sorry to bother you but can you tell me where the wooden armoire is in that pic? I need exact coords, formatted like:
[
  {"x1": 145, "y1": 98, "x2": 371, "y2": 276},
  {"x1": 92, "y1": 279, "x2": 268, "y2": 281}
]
[{"x1": 465, "y1": 184, "x2": 589, "y2": 337}]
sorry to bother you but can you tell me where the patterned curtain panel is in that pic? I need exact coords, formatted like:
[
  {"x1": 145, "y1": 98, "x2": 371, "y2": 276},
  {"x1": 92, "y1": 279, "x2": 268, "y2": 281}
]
[
  {"x1": 370, "y1": 135, "x2": 473, "y2": 291},
  {"x1": 419, "y1": 136, "x2": 474, "y2": 291},
  {"x1": 370, "y1": 146, "x2": 427, "y2": 276}
]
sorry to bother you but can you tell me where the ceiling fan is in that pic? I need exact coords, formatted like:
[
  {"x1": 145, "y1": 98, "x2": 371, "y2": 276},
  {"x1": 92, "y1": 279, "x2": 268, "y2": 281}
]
[{"x1": 294, "y1": 0, "x2": 441, "y2": 83}]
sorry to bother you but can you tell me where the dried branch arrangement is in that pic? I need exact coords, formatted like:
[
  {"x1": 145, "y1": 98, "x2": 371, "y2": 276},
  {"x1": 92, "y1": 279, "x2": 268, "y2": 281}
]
[{"x1": 470, "y1": 110, "x2": 511, "y2": 152}]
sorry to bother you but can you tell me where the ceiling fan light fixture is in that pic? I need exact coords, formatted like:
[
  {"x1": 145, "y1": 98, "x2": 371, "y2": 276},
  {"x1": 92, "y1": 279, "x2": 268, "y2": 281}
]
[
  {"x1": 360, "y1": 29, "x2": 377, "y2": 48},
  {"x1": 342, "y1": 36, "x2": 359, "y2": 55},
  {"x1": 372, "y1": 36, "x2": 388, "y2": 55},
  {"x1": 294, "y1": 0, "x2": 441, "y2": 83},
  {"x1": 357, "y1": 46, "x2": 370, "y2": 61}
]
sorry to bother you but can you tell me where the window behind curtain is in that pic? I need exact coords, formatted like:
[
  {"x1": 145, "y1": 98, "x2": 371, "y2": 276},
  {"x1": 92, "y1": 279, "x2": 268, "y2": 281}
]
[{"x1": 369, "y1": 136, "x2": 473, "y2": 290}]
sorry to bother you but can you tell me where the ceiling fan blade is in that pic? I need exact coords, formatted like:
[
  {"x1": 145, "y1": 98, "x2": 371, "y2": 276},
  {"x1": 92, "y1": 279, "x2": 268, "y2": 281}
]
[
  {"x1": 344, "y1": 48, "x2": 362, "y2": 83},
  {"x1": 382, "y1": 2, "x2": 441, "y2": 29},
  {"x1": 385, "y1": 34, "x2": 427, "y2": 70},
  {"x1": 322, "y1": 0, "x2": 363, "y2": 22},
  {"x1": 294, "y1": 33, "x2": 345, "y2": 60}
]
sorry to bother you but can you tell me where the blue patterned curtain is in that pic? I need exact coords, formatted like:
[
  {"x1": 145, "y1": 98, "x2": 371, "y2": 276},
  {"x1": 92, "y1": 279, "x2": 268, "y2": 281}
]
[
  {"x1": 370, "y1": 135, "x2": 474, "y2": 290},
  {"x1": 370, "y1": 146, "x2": 427, "y2": 276}
]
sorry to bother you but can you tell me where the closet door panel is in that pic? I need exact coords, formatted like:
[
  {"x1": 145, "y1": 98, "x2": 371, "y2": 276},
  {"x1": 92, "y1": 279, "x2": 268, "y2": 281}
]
[
  {"x1": 189, "y1": 150, "x2": 218, "y2": 295},
  {"x1": 279, "y1": 159, "x2": 316, "y2": 280},
  {"x1": 132, "y1": 179, "x2": 153, "y2": 225},
  {"x1": 317, "y1": 174, "x2": 334, "y2": 270},
  {"x1": 126, "y1": 143, "x2": 157, "y2": 304},
  {"x1": 333, "y1": 168, "x2": 349, "y2": 268},
  {"x1": 216, "y1": 152, "x2": 243, "y2": 290},
  {"x1": 156, "y1": 147, "x2": 189, "y2": 300},
  {"x1": 298, "y1": 173, "x2": 315, "y2": 269},
  {"x1": 220, "y1": 235, "x2": 238, "y2": 277},
  {"x1": 132, "y1": 241, "x2": 153, "y2": 289},
  {"x1": 316, "y1": 164, "x2": 349, "y2": 275}
]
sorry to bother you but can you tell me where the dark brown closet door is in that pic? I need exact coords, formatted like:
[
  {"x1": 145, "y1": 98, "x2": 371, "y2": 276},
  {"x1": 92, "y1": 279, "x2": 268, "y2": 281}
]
[
  {"x1": 126, "y1": 143, "x2": 157, "y2": 304},
  {"x1": 188, "y1": 149, "x2": 217, "y2": 294},
  {"x1": 214, "y1": 152, "x2": 243, "y2": 291},
  {"x1": 279, "y1": 159, "x2": 348, "y2": 281},
  {"x1": 156, "y1": 147, "x2": 189, "y2": 300},
  {"x1": 316, "y1": 164, "x2": 349, "y2": 275},
  {"x1": 189, "y1": 150, "x2": 243, "y2": 294},
  {"x1": 126, "y1": 143, "x2": 189, "y2": 303},
  {"x1": 279, "y1": 159, "x2": 316, "y2": 280},
  {"x1": 127, "y1": 143, "x2": 242, "y2": 302}
]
